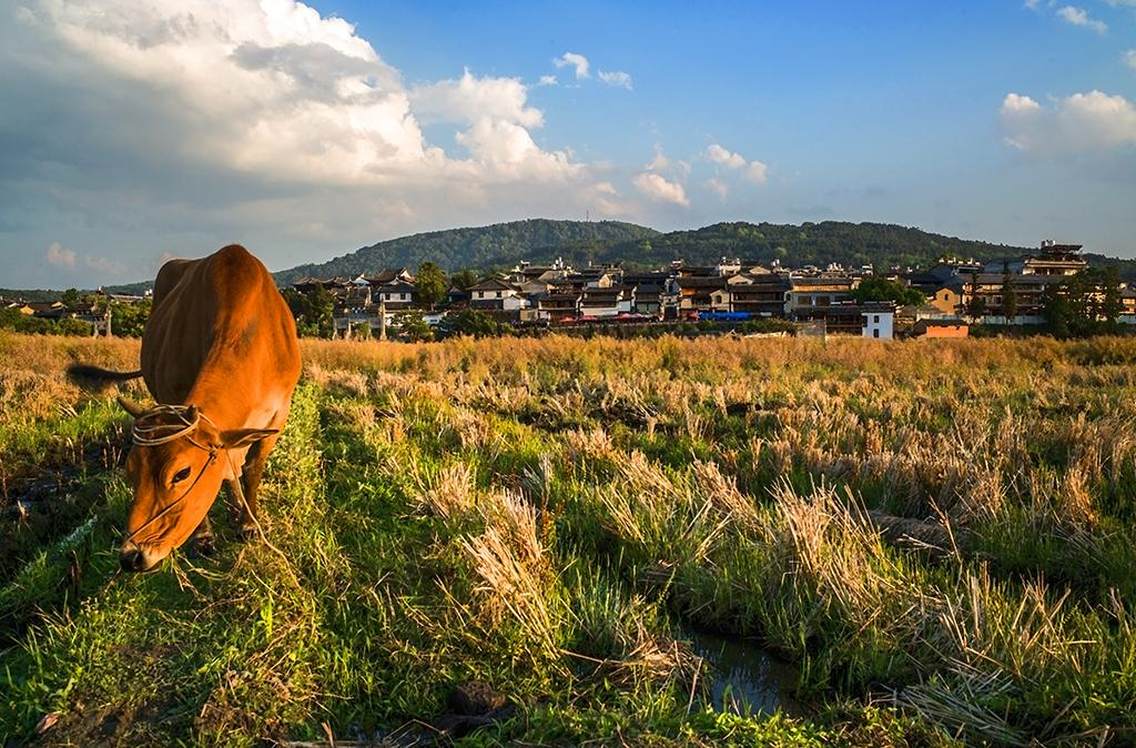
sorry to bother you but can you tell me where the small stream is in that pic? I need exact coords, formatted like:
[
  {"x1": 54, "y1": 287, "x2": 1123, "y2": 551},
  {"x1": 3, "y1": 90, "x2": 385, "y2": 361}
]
[{"x1": 683, "y1": 628, "x2": 803, "y2": 717}]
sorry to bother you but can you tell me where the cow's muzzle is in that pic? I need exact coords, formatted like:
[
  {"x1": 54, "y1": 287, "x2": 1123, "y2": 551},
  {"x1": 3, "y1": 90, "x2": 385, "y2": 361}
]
[{"x1": 119, "y1": 540, "x2": 159, "y2": 573}]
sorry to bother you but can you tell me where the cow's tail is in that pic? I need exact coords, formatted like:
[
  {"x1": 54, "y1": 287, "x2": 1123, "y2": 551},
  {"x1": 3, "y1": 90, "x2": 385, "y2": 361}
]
[{"x1": 66, "y1": 363, "x2": 143, "y2": 384}]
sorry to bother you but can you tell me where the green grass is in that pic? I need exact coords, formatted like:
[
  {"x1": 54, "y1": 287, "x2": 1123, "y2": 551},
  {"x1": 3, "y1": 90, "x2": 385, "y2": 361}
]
[
  {"x1": 7, "y1": 383, "x2": 905, "y2": 746},
  {"x1": 6, "y1": 334, "x2": 1136, "y2": 744}
]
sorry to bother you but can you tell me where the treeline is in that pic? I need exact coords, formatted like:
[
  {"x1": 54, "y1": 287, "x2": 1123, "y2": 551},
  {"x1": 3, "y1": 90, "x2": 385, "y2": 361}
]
[
  {"x1": 0, "y1": 308, "x2": 93, "y2": 336},
  {"x1": 541, "y1": 221, "x2": 1045, "y2": 274},
  {"x1": 0, "y1": 293, "x2": 150, "y2": 337},
  {"x1": 967, "y1": 267, "x2": 1131, "y2": 338},
  {"x1": 273, "y1": 218, "x2": 656, "y2": 286},
  {"x1": 1042, "y1": 268, "x2": 1128, "y2": 337}
]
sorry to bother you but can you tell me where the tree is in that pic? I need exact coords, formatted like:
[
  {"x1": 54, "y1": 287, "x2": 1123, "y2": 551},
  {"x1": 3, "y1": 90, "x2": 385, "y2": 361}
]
[
  {"x1": 415, "y1": 262, "x2": 447, "y2": 309},
  {"x1": 450, "y1": 269, "x2": 479, "y2": 291},
  {"x1": 966, "y1": 272, "x2": 986, "y2": 319},
  {"x1": 1064, "y1": 272, "x2": 1094, "y2": 334},
  {"x1": 110, "y1": 298, "x2": 152, "y2": 337},
  {"x1": 1042, "y1": 282, "x2": 1071, "y2": 338},
  {"x1": 438, "y1": 309, "x2": 503, "y2": 338},
  {"x1": 394, "y1": 312, "x2": 434, "y2": 342},
  {"x1": 1100, "y1": 267, "x2": 1123, "y2": 326},
  {"x1": 852, "y1": 277, "x2": 925, "y2": 306},
  {"x1": 61, "y1": 288, "x2": 80, "y2": 307},
  {"x1": 1001, "y1": 270, "x2": 1018, "y2": 322},
  {"x1": 282, "y1": 286, "x2": 335, "y2": 338}
]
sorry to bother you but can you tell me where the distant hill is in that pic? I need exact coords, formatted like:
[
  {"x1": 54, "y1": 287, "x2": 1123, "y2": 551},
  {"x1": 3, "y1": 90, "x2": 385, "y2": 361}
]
[
  {"x1": 0, "y1": 289, "x2": 65, "y2": 302},
  {"x1": 272, "y1": 218, "x2": 659, "y2": 286},
  {"x1": 520, "y1": 221, "x2": 1035, "y2": 272},
  {"x1": 100, "y1": 218, "x2": 1136, "y2": 294}
]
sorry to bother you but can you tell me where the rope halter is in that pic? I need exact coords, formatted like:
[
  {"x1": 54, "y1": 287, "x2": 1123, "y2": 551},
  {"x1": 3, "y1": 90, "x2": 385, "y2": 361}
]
[
  {"x1": 123, "y1": 403, "x2": 224, "y2": 546},
  {"x1": 130, "y1": 403, "x2": 217, "y2": 454}
]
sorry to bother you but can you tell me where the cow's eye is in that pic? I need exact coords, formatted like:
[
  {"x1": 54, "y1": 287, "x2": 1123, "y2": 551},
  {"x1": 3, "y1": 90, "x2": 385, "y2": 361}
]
[{"x1": 172, "y1": 467, "x2": 192, "y2": 485}]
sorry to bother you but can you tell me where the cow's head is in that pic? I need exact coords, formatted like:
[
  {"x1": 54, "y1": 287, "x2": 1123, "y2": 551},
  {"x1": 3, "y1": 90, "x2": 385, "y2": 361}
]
[{"x1": 117, "y1": 398, "x2": 276, "y2": 572}]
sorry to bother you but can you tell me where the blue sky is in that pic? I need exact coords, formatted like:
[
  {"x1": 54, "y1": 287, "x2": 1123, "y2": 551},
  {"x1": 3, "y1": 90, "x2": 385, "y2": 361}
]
[{"x1": 1, "y1": 0, "x2": 1134, "y2": 287}]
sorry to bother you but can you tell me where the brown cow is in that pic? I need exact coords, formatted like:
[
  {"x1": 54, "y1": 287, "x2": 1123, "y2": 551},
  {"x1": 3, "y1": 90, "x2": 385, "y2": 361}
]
[{"x1": 68, "y1": 245, "x2": 301, "y2": 572}]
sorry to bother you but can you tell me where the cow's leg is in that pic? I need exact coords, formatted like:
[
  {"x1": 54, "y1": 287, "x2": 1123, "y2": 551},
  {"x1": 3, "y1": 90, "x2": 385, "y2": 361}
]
[
  {"x1": 234, "y1": 435, "x2": 279, "y2": 542},
  {"x1": 188, "y1": 514, "x2": 215, "y2": 557}
]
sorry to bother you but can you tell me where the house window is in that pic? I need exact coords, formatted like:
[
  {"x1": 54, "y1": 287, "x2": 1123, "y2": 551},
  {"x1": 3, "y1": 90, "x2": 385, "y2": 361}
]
[
  {"x1": 873, "y1": 315, "x2": 880, "y2": 323},
  {"x1": 873, "y1": 329, "x2": 880, "y2": 339}
]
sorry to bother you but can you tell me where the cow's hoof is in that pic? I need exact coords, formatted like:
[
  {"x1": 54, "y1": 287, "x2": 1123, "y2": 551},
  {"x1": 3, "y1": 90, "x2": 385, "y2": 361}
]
[
  {"x1": 188, "y1": 534, "x2": 215, "y2": 558},
  {"x1": 237, "y1": 523, "x2": 260, "y2": 542}
]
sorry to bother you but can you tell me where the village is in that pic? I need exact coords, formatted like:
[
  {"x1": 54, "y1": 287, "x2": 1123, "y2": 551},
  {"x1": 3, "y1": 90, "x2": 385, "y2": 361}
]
[
  {"x1": 5, "y1": 240, "x2": 1135, "y2": 340},
  {"x1": 289, "y1": 239, "x2": 1136, "y2": 340}
]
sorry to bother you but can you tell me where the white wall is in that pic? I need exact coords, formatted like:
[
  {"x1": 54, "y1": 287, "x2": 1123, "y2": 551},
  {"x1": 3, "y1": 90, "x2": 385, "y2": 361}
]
[{"x1": 862, "y1": 312, "x2": 894, "y2": 340}]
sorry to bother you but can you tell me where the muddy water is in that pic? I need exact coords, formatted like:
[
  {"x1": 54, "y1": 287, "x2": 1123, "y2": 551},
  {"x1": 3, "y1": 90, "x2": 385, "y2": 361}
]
[{"x1": 684, "y1": 628, "x2": 803, "y2": 716}]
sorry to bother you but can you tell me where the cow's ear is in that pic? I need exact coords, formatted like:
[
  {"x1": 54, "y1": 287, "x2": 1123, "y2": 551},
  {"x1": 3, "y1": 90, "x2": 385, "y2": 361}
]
[
  {"x1": 117, "y1": 396, "x2": 146, "y2": 418},
  {"x1": 219, "y1": 428, "x2": 279, "y2": 448}
]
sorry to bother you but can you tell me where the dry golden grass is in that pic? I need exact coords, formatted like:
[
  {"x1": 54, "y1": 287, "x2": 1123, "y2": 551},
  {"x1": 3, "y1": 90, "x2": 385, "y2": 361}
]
[{"x1": 7, "y1": 331, "x2": 1136, "y2": 744}]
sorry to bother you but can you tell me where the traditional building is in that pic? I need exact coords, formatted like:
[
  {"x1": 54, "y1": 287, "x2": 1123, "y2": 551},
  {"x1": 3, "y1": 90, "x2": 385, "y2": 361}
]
[
  {"x1": 861, "y1": 303, "x2": 896, "y2": 340},
  {"x1": 787, "y1": 276, "x2": 857, "y2": 317},
  {"x1": 623, "y1": 271, "x2": 671, "y2": 317},
  {"x1": 579, "y1": 286, "x2": 635, "y2": 317},
  {"x1": 961, "y1": 273, "x2": 1061, "y2": 323},
  {"x1": 793, "y1": 302, "x2": 868, "y2": 335},
  {"x1": 468, "y1": 278, "x2": 527, "y2": 311},
  {"x1": 676, "y1": 276, "x2": 728, "y2": 312},
  {"x1": 912, "y1": 319, "x2": 969, "y2": 338},
  {"x1": 373, "y1": 280, "x2": 417, "y2": 310},
  {"x1": 364, "y1": 268, "x2": 416, "y2": 286},
  {"x1": 928, "y1": 283, "x2": 964, "y2": 316},
  {"x1": 537, "y1": 292, "x2": 581, "y2": 321},
  {"x1": 712, "y1": 275, "x2": 792, "y2": 316}
]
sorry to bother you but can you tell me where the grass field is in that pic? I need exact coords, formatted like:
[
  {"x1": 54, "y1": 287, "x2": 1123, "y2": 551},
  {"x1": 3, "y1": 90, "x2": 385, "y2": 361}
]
[{"x1": 4, "y1": 331, "x2": 1136, "y2": 746}]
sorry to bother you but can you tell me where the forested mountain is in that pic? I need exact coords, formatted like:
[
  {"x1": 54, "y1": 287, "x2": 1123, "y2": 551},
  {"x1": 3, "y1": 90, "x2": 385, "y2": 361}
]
[
  {"x1": 272, "y1": 219, "x2": 658, "y2": 286},
  {"x1": 270, "y1": 220, "x2": 1068, "y2": 283},
  {"x1": 100, "y1": 218, "x2": 1136, "y2": 294},
  {"x1": 524, "y1": 221, "x2": 1034, "y2": 271}
]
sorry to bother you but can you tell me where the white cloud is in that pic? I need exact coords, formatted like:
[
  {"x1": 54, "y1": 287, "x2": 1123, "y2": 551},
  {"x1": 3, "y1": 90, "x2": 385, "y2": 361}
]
[
  {"x1": 1056, "y1": 6, "x2": 1108, "y2": 33},
  {"x1": 745, "y1": 160, "x2": 769, "y2": 184},
  {"x1": 411, "y1": 68, "x2": 544, "y2": 128},
  {"x1": 705, "y1": 178, "x2": 729, "y2": 199},
  {"x1": 1001, "y1": 93, "x2": 1041, "y2": 114},
  {"x1": 646, "y1": 145, "x2": 669, "y2": 171},
  {"x1": 1023, "y1": 0, "x2": 1041, "y2": 9},
  {"x1": 1125, "y1": 50, "x2": 1136, "y2": 72},
  {"x1": 632, "y1": 172, "x2": 689, "y2": 207},
  {"x1": 553, "y1": 52, "x2": 590, "y2": 79},
  {"x1": 598, "y1": 70, "x2": 632, "y2": 90},
  {"x1": 706, "y1": 143, "x2": 747, "y2": 168},
  {"x1": 455, "y1": 118, "x2": 582, "y2": 180},
  {"x1": 44, "y1": 241, "x2": 125, "y2": 275},
  {"x1": 1000, "y1": 90, "x2": 1136, "y2": 152},
  {"x1": 1, "y1": 0, "x2": 631, "y2": 284},
  {"x1": 705, "y1": 143, "x2": 768, "y2": 184},
  {"x1": 537, "y1": 74, "x2": 557, "y2": 86},
  {"x1": 45, "y1": 242, "x2": 76, "y2": 268}
]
